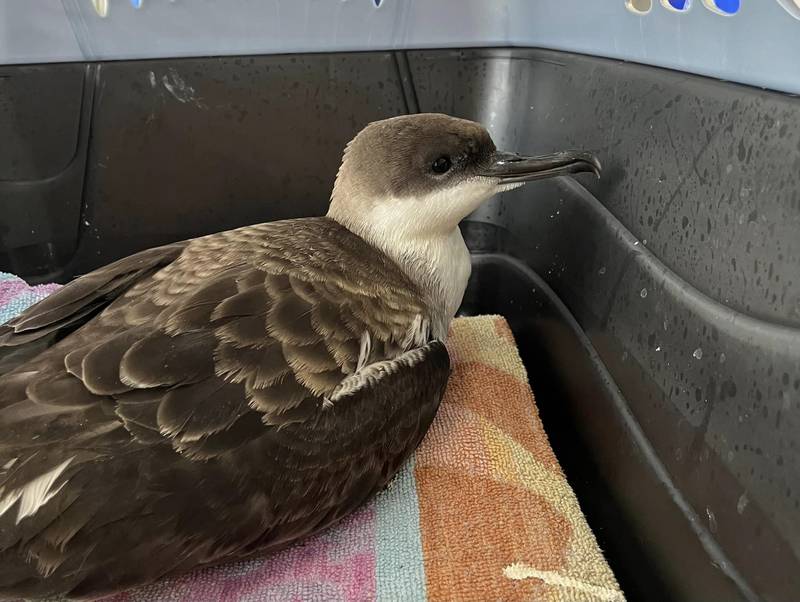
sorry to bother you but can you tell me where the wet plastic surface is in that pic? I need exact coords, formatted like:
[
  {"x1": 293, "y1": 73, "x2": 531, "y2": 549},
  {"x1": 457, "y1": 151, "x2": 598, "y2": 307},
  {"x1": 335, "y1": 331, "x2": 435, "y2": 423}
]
[
  {"x1": 1, "y1": 48, "x2": 799, "y2": 601},
  {"x1": 0, "y1": 63, "x2": 93, "y2": 279}
]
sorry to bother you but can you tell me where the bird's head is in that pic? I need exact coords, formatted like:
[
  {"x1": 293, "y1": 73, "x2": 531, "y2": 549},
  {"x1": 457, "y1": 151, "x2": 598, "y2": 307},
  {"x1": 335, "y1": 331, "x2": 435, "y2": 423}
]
[{"x1": 327, "y1": 113, "x2": 600, "y2": 238}]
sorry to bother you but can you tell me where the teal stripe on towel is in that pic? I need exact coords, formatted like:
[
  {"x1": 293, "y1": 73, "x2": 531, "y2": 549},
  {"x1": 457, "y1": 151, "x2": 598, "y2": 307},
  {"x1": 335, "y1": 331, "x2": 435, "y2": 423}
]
[
  {"x1": 0, "y1": 290, "x2": 47, "y2": 324},
  {"x1": 374, "y1": 455, "x2": 427, "y2": 602}
]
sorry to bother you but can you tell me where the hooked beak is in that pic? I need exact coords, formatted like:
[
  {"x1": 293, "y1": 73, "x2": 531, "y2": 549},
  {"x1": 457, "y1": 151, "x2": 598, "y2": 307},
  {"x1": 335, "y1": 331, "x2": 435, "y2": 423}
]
[{"x1": 480, "y1": 150, "x2": 601, "y2": 184}]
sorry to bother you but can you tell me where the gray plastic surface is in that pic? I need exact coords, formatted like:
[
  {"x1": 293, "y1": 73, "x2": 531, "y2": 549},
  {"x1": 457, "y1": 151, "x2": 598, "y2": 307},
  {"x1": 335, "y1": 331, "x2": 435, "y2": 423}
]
[{"x1": 3, "y1": 0, "x2": 800, "y2": 94}]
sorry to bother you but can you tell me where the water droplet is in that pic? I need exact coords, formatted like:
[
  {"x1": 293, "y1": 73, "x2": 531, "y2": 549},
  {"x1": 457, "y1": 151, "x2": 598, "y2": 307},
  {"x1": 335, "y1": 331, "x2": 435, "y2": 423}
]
[
  {"x1": 737, "y1": 492, "x2": 749, "y2": 514},
  {"x1": 640, "y1": 288, "x2": 648, "y2": 298},
  {"x1": 693, "y1": 348, "x2": 704, "y2": 360},
  {"x1": 598, "y1": 266, "x2": 607, "y2": 275},
  {"x1": 719, "y1": 353, "x2": 726, "y2": 364},
  {"x1": 706, "y1": 507, "x2": 717, "y2": 533},
  {"x1": 634, "y1": 241, "x2": 640, "y2": 246},
  {"x1": 655, "y1": 346, "x2": 662, "y2": 352},
  {"x1": 83, "y1": 220, "x2": 90, "y2": 226}
]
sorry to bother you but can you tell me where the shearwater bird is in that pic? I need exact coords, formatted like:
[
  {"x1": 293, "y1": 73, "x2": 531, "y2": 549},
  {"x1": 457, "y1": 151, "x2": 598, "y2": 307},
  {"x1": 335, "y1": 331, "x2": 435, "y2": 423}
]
[{"x1": 0, "y1": 113, "x2": 599, "y2": 599}]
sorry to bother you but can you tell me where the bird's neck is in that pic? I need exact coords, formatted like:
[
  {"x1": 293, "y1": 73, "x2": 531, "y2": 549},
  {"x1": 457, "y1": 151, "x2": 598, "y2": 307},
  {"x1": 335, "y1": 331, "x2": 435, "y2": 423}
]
[
  {"x1": 328, "y1": 206, "x2": 471, "y2": 337},
  {"x1": 385, "y1": 227, "x2": 472, "y2": 323}
]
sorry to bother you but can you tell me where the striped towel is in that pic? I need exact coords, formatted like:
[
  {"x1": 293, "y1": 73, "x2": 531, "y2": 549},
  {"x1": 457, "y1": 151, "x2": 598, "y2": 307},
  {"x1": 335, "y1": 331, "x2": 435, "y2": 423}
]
[{"x1": 1, "y1": 272, "x2": 623, "y2": 602}]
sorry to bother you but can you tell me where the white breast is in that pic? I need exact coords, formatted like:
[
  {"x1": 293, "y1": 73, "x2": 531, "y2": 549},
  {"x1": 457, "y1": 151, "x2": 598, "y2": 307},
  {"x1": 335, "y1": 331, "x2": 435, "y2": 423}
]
[{"x1": 422, "y1": 228, "x2": 472, "y2": 319}]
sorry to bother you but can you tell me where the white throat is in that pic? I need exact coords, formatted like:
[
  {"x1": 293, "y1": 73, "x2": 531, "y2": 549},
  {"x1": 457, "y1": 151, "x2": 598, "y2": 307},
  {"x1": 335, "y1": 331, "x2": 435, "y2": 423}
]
[{"x1": 329, "y1": 179, "x2": 498, "y2": 328}]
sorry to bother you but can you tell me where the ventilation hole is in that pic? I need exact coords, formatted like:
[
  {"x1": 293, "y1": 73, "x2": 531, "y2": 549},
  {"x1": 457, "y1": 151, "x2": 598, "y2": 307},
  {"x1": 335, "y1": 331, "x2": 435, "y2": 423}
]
[
  {"x1": 775, "y1": 0, "x2": 800, "y2": 20},
  {"x1": 91, "y1": 0, "x2": 109, "y2": 17},
  {"x1": 373, "y1": 0, "x2": 383, "y2": 6},
  {"x1": 626, "y1": 0, "x2": 653, "y2": 13},
  {"x1": 662, "y1": 0, "x2": 691, "y2": 11},
  {"x1": 702, "y1": 0, "x2": 740, "y2": 15}
]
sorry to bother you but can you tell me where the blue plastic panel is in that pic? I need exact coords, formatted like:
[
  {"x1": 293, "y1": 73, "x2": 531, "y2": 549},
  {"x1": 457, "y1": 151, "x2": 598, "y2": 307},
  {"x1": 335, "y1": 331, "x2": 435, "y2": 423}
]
[{"x1": 2, "y1": 0, "x2": 800, "y2": 94}]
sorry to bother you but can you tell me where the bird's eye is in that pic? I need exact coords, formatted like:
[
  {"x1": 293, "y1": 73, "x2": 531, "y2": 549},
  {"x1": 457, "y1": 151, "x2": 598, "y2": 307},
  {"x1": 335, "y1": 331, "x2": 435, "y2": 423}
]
[{"x1": 431, "y1": 156, "x2": 452, "y2": 174}]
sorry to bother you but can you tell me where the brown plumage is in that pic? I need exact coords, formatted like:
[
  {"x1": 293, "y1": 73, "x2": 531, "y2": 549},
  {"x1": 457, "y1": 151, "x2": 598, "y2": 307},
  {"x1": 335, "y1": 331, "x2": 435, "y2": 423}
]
[
  {"x1": 0, "y1": 219, "x2": 447, "y2": 599},
  {"x1": 0, "y1": 113, "x2": 598, "y2": 599}
]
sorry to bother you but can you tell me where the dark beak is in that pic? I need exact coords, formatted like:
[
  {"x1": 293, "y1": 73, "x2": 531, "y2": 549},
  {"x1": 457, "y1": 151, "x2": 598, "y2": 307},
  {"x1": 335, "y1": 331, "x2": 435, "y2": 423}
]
[{"x1": 480, "y1": 150, "x2": 601, "y2": 183}]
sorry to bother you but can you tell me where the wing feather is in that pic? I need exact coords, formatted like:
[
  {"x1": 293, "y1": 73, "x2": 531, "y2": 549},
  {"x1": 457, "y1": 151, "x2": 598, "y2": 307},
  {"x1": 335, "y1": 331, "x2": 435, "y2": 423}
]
[
  {"x1": 0, "y1": 243, "x2": 184, "y2": 348},
  {"x1": 119, "y1": 331, "x2": 216, "y2": 389}
]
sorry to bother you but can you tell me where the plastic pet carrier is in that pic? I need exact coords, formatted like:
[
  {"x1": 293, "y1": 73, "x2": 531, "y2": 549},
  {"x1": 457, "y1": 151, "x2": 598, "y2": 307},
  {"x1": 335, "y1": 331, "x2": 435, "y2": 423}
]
[{"x1": 1, "y1": 2, "x2": 799, "y2": 601}]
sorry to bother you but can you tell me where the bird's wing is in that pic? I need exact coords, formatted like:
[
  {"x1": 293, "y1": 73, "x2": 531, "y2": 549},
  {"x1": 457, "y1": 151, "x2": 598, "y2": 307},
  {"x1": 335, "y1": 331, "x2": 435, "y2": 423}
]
[
  {"x1": 0, "y1": 243, "x2": 186, "y2": 373},
  {"x1": 0, "y1": 218, "x2": 449, "y2": 598}
]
